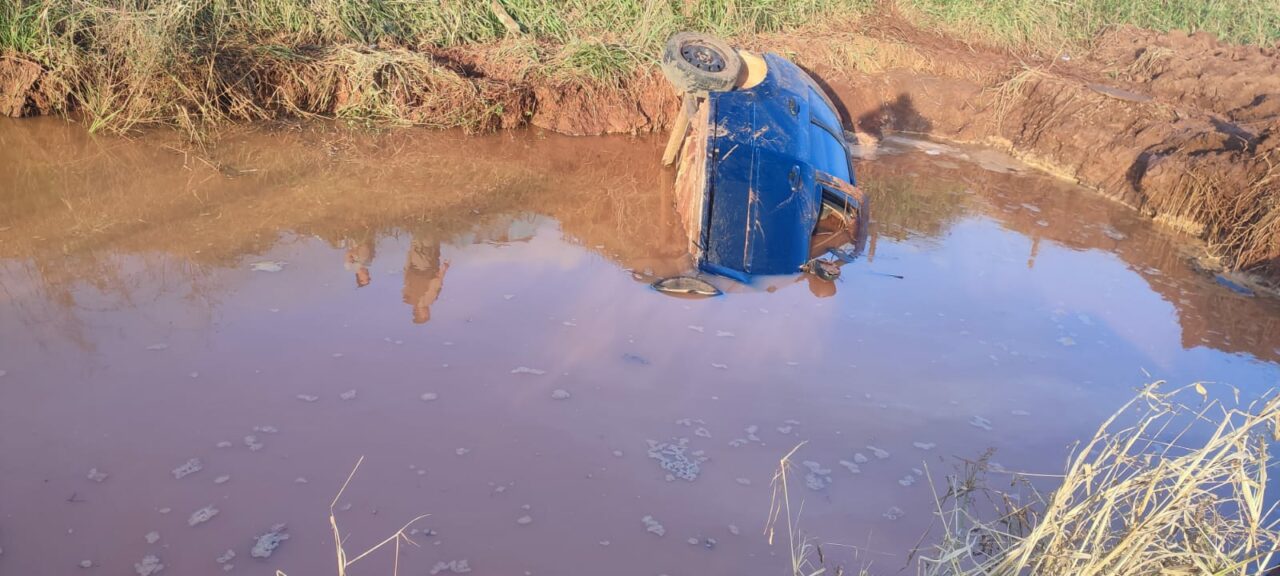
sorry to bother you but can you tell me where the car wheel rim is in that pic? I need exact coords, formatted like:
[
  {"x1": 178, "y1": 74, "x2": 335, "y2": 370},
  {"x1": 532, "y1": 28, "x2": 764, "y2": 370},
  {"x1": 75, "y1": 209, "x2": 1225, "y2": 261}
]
[{"x1": 680, "y1": 42, "x2": 726, "y2": 73}]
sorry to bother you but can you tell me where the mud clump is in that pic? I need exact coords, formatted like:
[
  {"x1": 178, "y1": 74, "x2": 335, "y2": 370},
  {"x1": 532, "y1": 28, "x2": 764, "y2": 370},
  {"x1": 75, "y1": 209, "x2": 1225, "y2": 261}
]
[
  {"x1": 646, "y1": 438, "x2": 708, "y2": 482},
  {"x1": 1087, "y1": 27, "x2": 1280, "y2": 125},
  {"x1": 134, "y1": 554, "x2": 164, "y2": 576},
  {"x1": 802, "y1": 461, "x2": 833, "y2": 490},
  {"x1": 188, "y1": 505, "x2": 219, "y2": 527},
  {"x1": 171, "y1": 458, "x2": 203, "y2": 479},
  {"x1": 642, "y1": 515, "x2": 666, "y2": 536},
  {"x1": 251, "y1": 524, "x2": 289, "y2": 558},
  {"x1": 430, "y1": 559, "x2": 472, "y2": 574}
]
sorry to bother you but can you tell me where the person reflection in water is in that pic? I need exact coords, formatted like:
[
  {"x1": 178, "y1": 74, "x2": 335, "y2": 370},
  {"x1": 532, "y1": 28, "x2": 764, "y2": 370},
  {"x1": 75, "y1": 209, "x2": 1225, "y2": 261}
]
[
  {"x1": 344, "y1": 234, "x2": 376, "y2": 288},
  {"x1": 403, "y1": 237, "x2": 450, "y2": 324}
]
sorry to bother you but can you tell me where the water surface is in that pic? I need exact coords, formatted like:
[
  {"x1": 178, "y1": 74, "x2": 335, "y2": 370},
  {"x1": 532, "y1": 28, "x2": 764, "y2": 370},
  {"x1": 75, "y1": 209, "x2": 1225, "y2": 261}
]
[{"x1": 2, "y1": 119, "x2": 1279, "y2": 576}]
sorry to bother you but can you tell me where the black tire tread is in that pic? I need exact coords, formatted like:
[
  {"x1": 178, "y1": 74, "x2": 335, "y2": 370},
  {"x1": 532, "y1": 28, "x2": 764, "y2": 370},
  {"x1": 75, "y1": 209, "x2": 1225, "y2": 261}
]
[{"x1": 660, "y1": 32, "x2": 742, "y2": 93}]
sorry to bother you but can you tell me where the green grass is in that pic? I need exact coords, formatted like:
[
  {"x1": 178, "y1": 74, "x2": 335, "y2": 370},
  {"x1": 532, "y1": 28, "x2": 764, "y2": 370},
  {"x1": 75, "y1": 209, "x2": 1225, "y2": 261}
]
[
  {"x1": 2, "y1": 0, "x2": 1278, "y2": 134},
  {"x1": 0, "y1": 0, "x2": 873, "y2": 133},
  {"x1": 897, "y1": 0, "x2": 1280, "y2": 48}
]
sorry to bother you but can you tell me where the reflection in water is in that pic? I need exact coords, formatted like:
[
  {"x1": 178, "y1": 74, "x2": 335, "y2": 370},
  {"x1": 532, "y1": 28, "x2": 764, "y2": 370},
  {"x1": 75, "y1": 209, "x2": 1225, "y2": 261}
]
[
  {"x1": 859, "y1": 138, "x2": 1280, "y2": 364},
  {"x1": 2, "y1": 119, "x2": 1280, "y2": 576},
  {"x1": 344, "y1": 234, "x2": 376, "y2": 288},
  {"x1": 807, "y1": 275, "x2": 837, "y2": 298},
  {"x1": 346, "y1": 230, "x2": 451, "y2": 324},
  {"x1": 403, "y1": 236, "x2": 448, "y2": 324}
]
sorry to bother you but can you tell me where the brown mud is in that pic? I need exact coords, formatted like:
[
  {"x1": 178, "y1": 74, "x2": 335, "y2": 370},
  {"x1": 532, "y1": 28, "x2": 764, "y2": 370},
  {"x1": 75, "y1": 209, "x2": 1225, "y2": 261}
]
[
  {"x1": 1, "y1": 19, "x2": 1277, "y2": 283},
  {"x1": 795, "y1": 21, "x2": 1280, "y2": 284}
]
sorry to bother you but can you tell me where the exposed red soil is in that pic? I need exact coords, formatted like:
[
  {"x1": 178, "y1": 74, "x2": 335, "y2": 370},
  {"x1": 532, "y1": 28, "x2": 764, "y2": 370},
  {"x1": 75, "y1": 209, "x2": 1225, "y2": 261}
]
[
  {"x1": 800, "y1": 23, "x2": 1280, "y2": 282},
  {"x1": 1087, "y1": 27, "x2": 1280, "y2": 125},
  {"x1": 1, "y1": 21, "x2": 1276, "y2": 281}
]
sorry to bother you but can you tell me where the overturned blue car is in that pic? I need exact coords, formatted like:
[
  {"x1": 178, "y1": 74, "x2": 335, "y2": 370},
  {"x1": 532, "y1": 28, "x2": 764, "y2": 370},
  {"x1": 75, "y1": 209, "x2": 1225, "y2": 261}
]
[{"x1": 659, "y1": 32, "x2": 866, "y2": 289}]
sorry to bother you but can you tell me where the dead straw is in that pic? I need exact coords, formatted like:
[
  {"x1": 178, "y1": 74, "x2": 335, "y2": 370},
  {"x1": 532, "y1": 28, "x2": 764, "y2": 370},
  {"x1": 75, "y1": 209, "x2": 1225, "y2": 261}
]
[
  {"x1": 278, "y1": 455, "x2": 430, "y2": 576},
  {"x1": 917, "y1": 381, "x2": 1280, "y2": 576}
]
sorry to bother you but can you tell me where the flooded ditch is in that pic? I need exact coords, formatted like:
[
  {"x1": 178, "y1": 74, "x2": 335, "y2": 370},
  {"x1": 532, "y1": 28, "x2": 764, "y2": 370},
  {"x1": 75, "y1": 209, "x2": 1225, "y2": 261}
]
[{"x1": 2, "y1": 118, "x2": 1280, "y2": 575}]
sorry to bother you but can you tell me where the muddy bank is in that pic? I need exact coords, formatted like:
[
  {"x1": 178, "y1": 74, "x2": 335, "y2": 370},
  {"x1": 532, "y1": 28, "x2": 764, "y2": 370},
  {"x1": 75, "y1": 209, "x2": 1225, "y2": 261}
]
[
  {"x1": 2, "y1": 20, "x2": 1277, "y2": 283},
  {"x1": 0, "y1": 42, "x2": 679, "y2": 136},
  {"x1": 798, "y1": 23, "x2": 1280, "y2": 284}
]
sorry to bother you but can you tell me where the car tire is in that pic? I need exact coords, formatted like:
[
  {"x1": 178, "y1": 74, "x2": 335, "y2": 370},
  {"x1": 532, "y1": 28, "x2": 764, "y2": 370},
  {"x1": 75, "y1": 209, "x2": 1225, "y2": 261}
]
[{"x1": 660, "y1": 32, "x2": 742, "y2": 93}]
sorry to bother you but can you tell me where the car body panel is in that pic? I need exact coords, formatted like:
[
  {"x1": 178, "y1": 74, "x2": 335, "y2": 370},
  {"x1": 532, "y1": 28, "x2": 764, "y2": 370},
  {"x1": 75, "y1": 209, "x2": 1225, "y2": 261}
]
[{"x1": 690, "y1": 53, "x2": 861, "y2": 282}]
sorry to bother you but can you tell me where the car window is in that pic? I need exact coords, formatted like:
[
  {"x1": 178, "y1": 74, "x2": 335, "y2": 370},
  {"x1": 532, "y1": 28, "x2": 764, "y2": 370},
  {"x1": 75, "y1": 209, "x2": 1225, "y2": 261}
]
[
  {"x1": 808, "y1": 123, "x2": 851, "y2": 183},
  {"x1": 809, "y1": 88, "x2": 841, "y2": 134}
]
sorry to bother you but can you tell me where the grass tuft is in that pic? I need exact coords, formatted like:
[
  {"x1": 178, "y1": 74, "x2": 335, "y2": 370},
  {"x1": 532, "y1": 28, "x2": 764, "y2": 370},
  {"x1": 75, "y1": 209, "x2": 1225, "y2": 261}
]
[
  {"x1": 4, "y1": 0, "x2": 1278, "y2": 135},
  {"x1": 918, "y1": 381, "x2": 1280, "y2": 576},
  {"x1": 277, "y1": 455, "x2": 430, "y2": 576},
  {"x1": 0, "y1": 0, "x2": 871, "y2": 134},
  {"x1": 896, "y1": 0, "x2": 1280, "y2": 50}
]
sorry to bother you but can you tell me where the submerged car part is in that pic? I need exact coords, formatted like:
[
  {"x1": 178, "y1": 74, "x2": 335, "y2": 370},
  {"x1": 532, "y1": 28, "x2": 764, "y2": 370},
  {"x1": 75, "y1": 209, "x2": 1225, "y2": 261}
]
[
  {"x1": 652, "y1": 276, "x2": 723, "y2": 297},
  {"x1": 661, "y1": 32, "x2": 866, "y2": 284}
]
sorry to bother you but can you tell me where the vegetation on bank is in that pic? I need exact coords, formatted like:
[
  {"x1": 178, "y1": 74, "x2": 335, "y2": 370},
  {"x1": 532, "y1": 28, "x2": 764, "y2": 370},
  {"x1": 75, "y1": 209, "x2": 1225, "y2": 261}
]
[
  {"x1": 0, "y1": 0, "x2": 872, "y2": 133},
  {"x1": 919, "y1": 382, "x2": 1280, "y2": 576},
  {"x1": 898, "y1": 0, "x2": 1280, "y2": 49},
  {"x1": 773, "y1": 383, "x2": 1280, "y2": 576},
  {"x1": 1, "y1": 0, "x2": 1279, "y2": 135}
]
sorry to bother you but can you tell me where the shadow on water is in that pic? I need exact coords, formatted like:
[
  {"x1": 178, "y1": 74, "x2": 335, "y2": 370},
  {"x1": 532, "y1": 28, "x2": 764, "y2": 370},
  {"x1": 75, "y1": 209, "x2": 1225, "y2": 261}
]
[{"x1": 856, "y1": 94, "x2": 933, "y2": 138}]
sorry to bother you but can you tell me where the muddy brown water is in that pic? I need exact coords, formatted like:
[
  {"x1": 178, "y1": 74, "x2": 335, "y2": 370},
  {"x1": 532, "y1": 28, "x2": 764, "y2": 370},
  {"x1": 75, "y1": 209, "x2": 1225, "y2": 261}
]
[{"x1": 2, "y1": 118, "x2": 1280, "y2": 576}]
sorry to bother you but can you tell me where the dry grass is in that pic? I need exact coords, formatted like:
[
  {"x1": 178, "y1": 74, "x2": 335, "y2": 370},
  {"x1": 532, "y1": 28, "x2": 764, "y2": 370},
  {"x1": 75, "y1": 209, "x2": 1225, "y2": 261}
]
[
  {"x1": 984, "y1": 66, "x2": 1052, "y2": 133},
  {"x1": 895, "y1": 0, "x2": 1280, "y2": 50},
  {"x1": 1206, "y1": 153, "x2": 1280, "y2": 274},
  {"x1": 0, "y1": 0, "x2": 871, "y2": 135},
  {"x1": 1111, "y1": 45, "x2": 1175, "y2": 81},
  {"x1": 768, "y1": 443, "x2": 825, "y2": 576},
  {"x1": 277, "y1": 456, "x2": 430, "y2": 576},
  {"x1": 767, "y1": 442, "x2": 876, "y2": 576},
  {"x1": 1141, "y1": 148, "x2": 1280, "y2": 274},
  {"x1": 917, "y1": 381, "x2": 1280, "y2": 576}
]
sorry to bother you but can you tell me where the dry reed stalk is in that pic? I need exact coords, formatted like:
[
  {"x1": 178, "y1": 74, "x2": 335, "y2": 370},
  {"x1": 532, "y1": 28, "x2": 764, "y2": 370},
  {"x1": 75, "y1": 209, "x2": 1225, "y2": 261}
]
[
  {"x1": 918, "y1": 382, "x2": 1280, "y2": 576},
  {"x1": 278, "y1": 455, "x2": 429, "y2": 576}
]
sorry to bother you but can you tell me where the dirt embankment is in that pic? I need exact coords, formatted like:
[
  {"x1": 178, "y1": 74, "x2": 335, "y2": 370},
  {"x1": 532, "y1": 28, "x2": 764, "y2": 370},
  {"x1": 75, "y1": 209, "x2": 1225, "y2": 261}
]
[
  {"x1": 0, "y1": 41, "x2": 680, "y2": 136},
  {"x1": 799, "y1": 22, "x2": 1280, "y2": 284},
  {"x1": 2, "y1": 20, "x2": 1277, "y2": 282}
]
